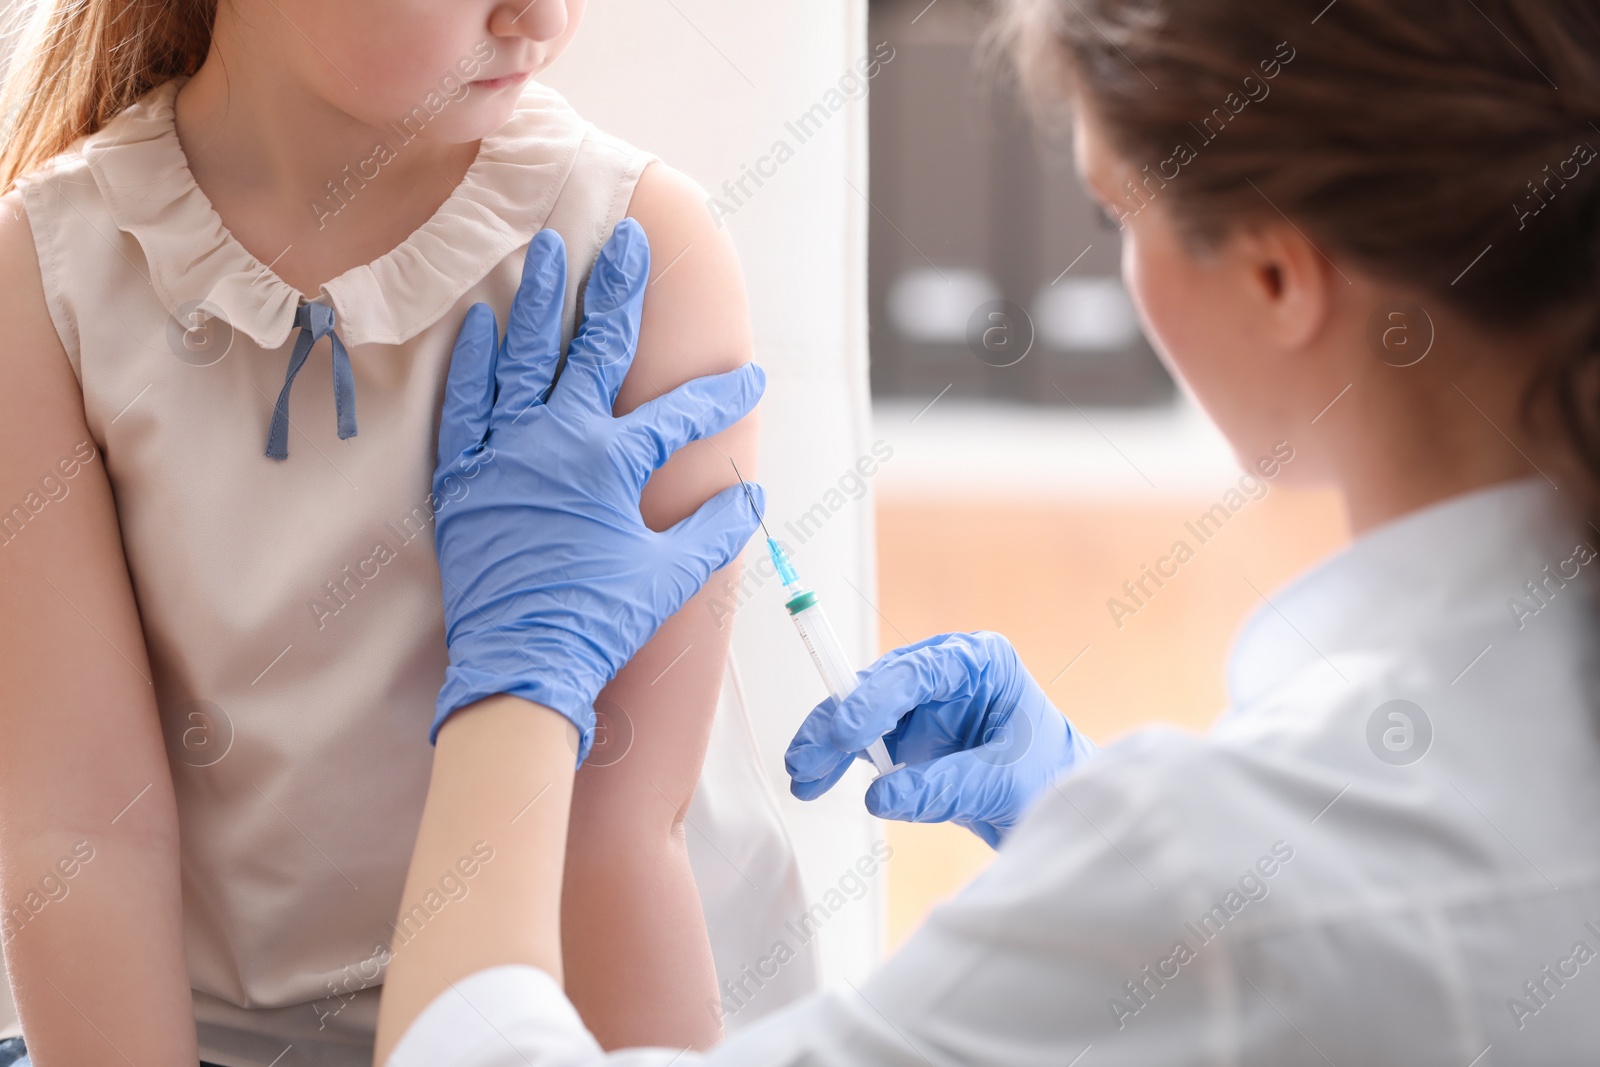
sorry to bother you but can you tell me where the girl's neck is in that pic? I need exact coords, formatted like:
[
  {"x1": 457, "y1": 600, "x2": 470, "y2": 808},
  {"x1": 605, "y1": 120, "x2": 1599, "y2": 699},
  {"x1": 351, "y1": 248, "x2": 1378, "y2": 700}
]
[{"x1": 173, "y1": 36, "x2": 479, "y2": 298}]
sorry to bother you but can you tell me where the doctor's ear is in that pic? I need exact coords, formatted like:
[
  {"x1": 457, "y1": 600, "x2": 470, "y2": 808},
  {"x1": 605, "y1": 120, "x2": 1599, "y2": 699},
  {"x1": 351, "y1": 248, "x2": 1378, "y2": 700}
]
[{"x1": 1229, "y1": 221, "x2": 1336, "y2": 353}]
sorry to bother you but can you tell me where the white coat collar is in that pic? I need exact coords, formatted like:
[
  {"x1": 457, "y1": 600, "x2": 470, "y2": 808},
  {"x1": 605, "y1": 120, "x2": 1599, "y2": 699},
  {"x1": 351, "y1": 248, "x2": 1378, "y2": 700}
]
[{"x1": 1225, "y1": 476, "x2": 1589, "y2": 709}]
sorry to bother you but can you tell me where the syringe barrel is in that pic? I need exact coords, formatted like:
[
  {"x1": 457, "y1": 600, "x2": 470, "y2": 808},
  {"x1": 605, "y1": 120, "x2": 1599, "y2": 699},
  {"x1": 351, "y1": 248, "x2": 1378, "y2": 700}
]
[
  {"x1": 788, "y1": 598, "x2": 897, "y2": 776},
  {"x1": 788, "y1": 600, "x2": 859, "y2": 704}
]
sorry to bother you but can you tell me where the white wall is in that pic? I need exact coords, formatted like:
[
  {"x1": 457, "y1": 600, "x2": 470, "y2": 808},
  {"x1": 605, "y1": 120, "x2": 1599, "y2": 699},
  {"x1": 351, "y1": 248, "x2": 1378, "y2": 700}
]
[{"x1": 543, "y1": 0, "x2": 884, "y2": 986}]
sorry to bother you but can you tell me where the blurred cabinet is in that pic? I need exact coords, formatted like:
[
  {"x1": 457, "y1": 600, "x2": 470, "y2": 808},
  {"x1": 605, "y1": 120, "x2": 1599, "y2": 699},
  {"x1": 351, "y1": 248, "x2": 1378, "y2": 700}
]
[{"x1": 867, "y1": 0, "x2": 1174, "y2": 406}]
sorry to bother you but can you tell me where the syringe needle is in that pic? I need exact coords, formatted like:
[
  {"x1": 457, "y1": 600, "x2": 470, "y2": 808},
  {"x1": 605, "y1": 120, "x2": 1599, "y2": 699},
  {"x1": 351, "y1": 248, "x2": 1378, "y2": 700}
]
[{"x1": 729, "y1": 457, "x2": 775, "y2": 541}]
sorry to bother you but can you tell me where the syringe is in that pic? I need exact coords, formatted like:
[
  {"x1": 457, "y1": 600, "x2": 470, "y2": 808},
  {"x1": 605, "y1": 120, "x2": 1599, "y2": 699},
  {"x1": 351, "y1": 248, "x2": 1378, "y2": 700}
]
[{"x1": 731, "y1": 463, "x2": 900, "y2": 777}]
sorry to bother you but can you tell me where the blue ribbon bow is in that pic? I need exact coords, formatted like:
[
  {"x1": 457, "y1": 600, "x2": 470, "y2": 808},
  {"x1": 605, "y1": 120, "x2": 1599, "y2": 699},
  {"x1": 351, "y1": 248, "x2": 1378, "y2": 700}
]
[{"x1": 265, "y1": 301, "x2": 358, "y2": 460}]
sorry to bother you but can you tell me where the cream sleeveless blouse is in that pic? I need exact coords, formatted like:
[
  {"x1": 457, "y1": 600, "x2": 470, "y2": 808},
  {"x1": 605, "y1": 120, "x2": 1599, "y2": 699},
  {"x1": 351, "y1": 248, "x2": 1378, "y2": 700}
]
[{"x1": 10, "y1": 75, "x2": 813, "y2": 1066}]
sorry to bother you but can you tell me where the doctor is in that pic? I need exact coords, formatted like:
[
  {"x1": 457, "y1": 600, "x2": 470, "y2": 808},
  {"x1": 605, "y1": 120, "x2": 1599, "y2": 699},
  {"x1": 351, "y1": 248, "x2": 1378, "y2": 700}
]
[{"x1": 375, "y1": 0, "x2": 1600, "y2": 1062}]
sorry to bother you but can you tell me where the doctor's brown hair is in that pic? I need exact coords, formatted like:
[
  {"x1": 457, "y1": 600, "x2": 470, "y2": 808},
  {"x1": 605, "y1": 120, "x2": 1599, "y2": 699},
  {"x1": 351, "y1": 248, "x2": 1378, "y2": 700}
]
[{"x1": 998, "y1": 0, "x2": 1600, "y2": 483}]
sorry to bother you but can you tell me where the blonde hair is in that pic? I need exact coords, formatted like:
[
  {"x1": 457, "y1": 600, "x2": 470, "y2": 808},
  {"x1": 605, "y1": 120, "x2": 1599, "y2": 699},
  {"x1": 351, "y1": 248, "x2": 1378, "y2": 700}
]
[{"x1": 0, "y1": 0, "x2": 215, "y2": 195}]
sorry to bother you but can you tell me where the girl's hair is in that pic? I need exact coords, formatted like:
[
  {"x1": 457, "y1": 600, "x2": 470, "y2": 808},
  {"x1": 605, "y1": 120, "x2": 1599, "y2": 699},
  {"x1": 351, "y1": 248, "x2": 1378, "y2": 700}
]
[
  {"x1": 0, "y1": 0, "x2": 215, "y2": 196},
  {"x1": 997, "y1": 0, "x2": 1600, "y2": 481}
]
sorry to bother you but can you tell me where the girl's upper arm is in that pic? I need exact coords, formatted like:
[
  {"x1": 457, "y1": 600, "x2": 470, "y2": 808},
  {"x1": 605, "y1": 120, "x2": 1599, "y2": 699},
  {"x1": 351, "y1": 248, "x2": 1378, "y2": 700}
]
[
  {"x1": 0, "y1": 190, "x2": 172, "y2": 852},
  {"x1": 616, "y1": 161, "x2": 758, "y2": 527},
  {"x1": 568, "y1": 163, "x2": 758, "y2": 804},
  {"x1": 0, "y1": 190, "x2": 193, "y2": 1061}
]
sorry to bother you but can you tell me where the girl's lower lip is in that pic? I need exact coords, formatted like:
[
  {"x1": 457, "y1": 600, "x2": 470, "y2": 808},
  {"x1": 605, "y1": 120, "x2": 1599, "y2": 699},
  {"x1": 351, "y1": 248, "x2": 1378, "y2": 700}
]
[{"x1": 471, "y1": 72, "x2": 531, "y2": 90}]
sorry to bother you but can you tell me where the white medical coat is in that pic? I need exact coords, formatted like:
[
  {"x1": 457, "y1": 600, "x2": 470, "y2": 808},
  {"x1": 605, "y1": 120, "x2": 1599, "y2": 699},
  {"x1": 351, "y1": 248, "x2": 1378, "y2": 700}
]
[{"x1": 390, "y1": 476, "x2": 1600, "y2": 1065}]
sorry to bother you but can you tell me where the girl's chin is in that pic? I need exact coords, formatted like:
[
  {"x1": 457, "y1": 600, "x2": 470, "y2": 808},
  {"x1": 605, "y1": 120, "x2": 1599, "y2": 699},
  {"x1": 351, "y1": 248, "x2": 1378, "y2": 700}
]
[{"x1": 414, "y1": 103, "x2": 523, "y2": 145}]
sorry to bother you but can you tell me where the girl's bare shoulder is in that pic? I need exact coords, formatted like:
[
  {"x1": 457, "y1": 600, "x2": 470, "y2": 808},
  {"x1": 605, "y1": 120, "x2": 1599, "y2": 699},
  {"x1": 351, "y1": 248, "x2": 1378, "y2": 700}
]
[{"x1": 617, "y1": 160, "x2": 753, "y2": 389}]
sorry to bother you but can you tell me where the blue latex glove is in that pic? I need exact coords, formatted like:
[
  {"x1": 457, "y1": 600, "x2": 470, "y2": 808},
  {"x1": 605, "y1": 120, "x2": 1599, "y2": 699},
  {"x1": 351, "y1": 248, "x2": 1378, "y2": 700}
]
[
  {"x1": 784, "y1": 631, "x2": 1097, "y2": 847},
  {"x1": 431, "y1": 220, "x2": 766, "y2": 763}
]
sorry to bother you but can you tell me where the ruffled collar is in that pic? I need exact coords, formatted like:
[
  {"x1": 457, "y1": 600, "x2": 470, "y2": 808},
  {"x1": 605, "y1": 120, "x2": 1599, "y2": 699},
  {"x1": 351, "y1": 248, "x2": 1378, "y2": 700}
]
[{"x1": 79, "y1": 74, "x2": 587, "y2": 349}]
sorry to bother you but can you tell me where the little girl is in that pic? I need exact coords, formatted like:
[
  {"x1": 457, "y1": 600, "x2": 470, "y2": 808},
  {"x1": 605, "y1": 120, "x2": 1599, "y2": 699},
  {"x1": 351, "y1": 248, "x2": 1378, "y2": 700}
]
[{"x1": 0, "y1": 1, "x2": 780, "y2": 1064}]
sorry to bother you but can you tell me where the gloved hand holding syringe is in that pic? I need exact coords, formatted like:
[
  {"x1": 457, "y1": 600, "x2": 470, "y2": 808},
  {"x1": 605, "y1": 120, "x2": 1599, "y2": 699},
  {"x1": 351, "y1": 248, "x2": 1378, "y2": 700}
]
[{"x1": 731, "y1": 461, "x2": 901, "y2": 777}]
